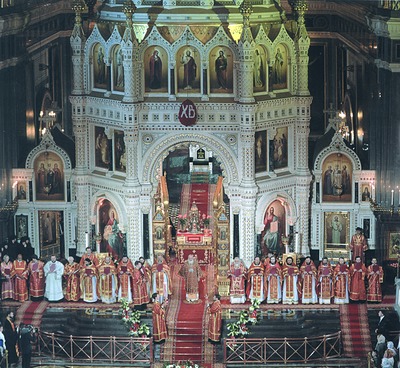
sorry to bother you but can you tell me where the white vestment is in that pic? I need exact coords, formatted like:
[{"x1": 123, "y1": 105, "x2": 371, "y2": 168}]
[{"x1": 44, "y1": 261, "x2": 64, "y2": 301}]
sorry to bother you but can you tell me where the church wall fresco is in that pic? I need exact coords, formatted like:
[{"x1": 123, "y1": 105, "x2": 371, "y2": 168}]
[
  {"x1": 34, "y1": 151, "x2": 64, "y2": 201},
  {"x1": 144, "y1": 46, "x2": 169, "y2": 93},
  {"x1": 208, "y1": 46, "x2": 234, "y2": 94}
]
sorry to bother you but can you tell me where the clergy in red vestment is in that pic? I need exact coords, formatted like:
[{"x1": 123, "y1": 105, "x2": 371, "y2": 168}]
[
  {"x1": 152, "y1": 293, "x2": 167, "y2": 343},
  {"x1": 1, "y1": 255, "x2": 15, "y2": 300},
  {"x1": 28, "y1": 255, "x2": 45, "y2": 300},
  {"x1": 350, "y1": 227, "x2": 368, "y2": 262},
  {"x1": 98, "y1": 256, "x2": 118, "y2": 304},
  {"x1": 151, "y1": 255, "x2": 171, "y2": 303},
  {"x1": 207, "y1": 294, "x2": 222, "y2": 343},
  {"x1": 132, "y1": 261, "x2": 149, "y2": 309},
  {"x1": 246, "y1": 256, "x2": 265, "y2": 303},
  {"x1": 117, "y1": 256, "x2": 135, "y2": 303},
  {"x1": 64, "y1": 256, "x2": 81, "y2": 301},
  {"x1": 333, "y1": 257, "x2": 349, "y2": 304},
  {"x1": 79, "y1": 247, "x2": 99, "y2": 267},
  {"x1": 13, "y1": 253, "x2": 28, "y2": 302},
  {"x1": 265, "y1": 255, "x2": 282, "y2": 304},
  {"x1": 282, "y1": 256, "x2": 299, "y2": 305},
  {"x1": 228, "y1": 257, "x2": 247, "y2": 304},
  {"x1": 178, "y1": 254, "x2": 203, "y2": 302},
  {"x1": 80, "y1": 258, "x2": 98, "y2": 303},
  {"x1": 139, "y1": 256, "x2": 152, "y2": 298},
  {"x1": 349, "y1": 256, "x2": 367, "y2": 301},
  {"x1": 367, "y1": 258, "x2": 384, "y2": 302},
  {"x1": 317, "y1": 257, "x2": 333, "y2": 304},
  {"x1": 299, "y1": 256, "x2": 318, "y2": 304}
]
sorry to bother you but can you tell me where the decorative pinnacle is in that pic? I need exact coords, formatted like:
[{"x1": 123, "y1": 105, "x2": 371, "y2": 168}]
[
  {"x1": 123, "y1": 0, "x2": 136, "y2": 28},
  {"x1": 290, "y1": 0, "x2": 308, "y2": 26},
  {"x1": 239, "y1": 0, "x2": 253, "y2": 28},
  {"x1": 72, "y1": 0, "x2": 85, "y2": 25}
]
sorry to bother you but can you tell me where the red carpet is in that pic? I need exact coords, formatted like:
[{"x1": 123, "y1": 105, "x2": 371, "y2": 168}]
[
  {"x1": 340, "y1": 303, "x2": 371, "y2": 358},
  {"x1": 15, "y1": 301, "x2": 49, "y2": 327},
  {"x1": 179, "y1": 184, "x2": 216, "y2": 219}
]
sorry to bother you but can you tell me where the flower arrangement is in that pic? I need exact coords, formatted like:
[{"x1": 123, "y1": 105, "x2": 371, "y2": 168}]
[
  {"x1": 202, "y1": 215, "x2": 212, "y2": 226},
  {"x1": 163, "y1": 360, "x2": 202, "y2": 368},
  {"x1": 177, "y1": 214, "x2": 187, "y2": 230},
  {"x1": 226, "y1": 299, "x2": 260, "y2": 338},
  {"x1": 119, "y1": 298, "x2": 150, "y2": 337}
]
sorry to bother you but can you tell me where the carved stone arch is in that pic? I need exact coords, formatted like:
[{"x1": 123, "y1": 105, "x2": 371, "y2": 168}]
[
  {"x1": 255, "y1": 191, "x2": 297, "y2": 234},
  {"x1": 140, "y1": 133, "x2": 240, "y2": 190},
  {"x1": 139, "y1": 26, "x2": 174, "y2": 65},
  {"x1": 105, "y1": 25, "x2": 123, "y2": 61},
  {"x1": 25, "y1": 133, "x2": 72, "y2": 170},
  {"x1": 254, "y1": 27, "x2": 274, "y2": 60},
  {"x1": 271, "y1": 25, "x2": 296, "y2": 56},
  {"x1": 313, "y1": 139, "x2": 362, "y2": 174},
  {"x1": 171, "y1": 26, "x2": 206, "y2": 59},
  {"x1": 204, "y1": 26, "x2": 239, "y2": 62},
  {"x1": 89, "y1": 189, "x2": 127, "y2": 228}
]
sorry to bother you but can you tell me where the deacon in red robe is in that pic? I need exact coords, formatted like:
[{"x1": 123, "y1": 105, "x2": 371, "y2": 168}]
[
  {"x1": 350, "y1": 227, "x2": 368, "y2": 262},
  {"x1": 333, "y1": 257, "x2": 349, "y2": 304},
  {"x1": 246, "y1": 256, "x2": 264, "y2": 302},
  {"x1": 132, "y1": 261, "x2": 149, "y2": 309},
  {"x1": 151, "y1": 255, "x2": 171, "y2": 303},
  {"x1": 228, "y1": 257, "x2": 247, "y2": 304},
  {"x1": 349, "y1": 256, "x2": 367, "y2": 301},
  {"x1": 152, "y1": 293, "x2": 167, "y2": 343},
  {"x1": 178, "y1": 254, "x2": 203, "y2": 302},
  {"x1": 117, "y1": 256, "x2": 135, "y2": 303},
  {"x1": 80, "y1": 258, "x2": 98, "y2": 303},
  {"x1": 282, "y1": 256, "x2": 299, "y2": 305},
  {"x1": 79, "y1": 247, "x2": 99, "y2": 267},
  {"x1": 207, "y1": 294, "x2": 222, "y2": 343},
  {"x1": 98, "y1": 256, "x2": 118, "y2": 304},
  {"x1": 13, "y1": 253, "x2": 28, "y2": 302},
  {"x1": 1, "y1": 255, "x2": 15, "y2": 300},
  {"x1": 317, "y1": 257, "x2": 333, "y2": 304},
  {"x1": 264, "y1": 255, "x2": 282, "y2": 304},
  {"x1": 299, "y1": 256, "x2": 318, "y2": 304},
  {"x1": 28, "y1": 255, "x2": 45, "y2": 300},
  {"x1": 367, "y1": 258, "x2": 384, "y2": 302},
  {"x1": 64, "y1": 256, "x2": 81, "y2": 301},
  {"x1": 139, "y1": 256, "x2": 152, "y2": 298}
]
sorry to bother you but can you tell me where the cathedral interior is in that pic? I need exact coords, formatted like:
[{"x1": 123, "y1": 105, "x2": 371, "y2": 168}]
[{"x1": 1, "y1": 0, "x2": 400, "y2": 366}]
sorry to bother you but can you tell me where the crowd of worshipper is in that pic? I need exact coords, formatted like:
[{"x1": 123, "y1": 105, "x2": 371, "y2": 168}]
[
  {"x1": 370, "y1": 310, "x2": 400, "y2": 368},
  {"x1": 228, "y1": 252, "x2": 384, "y2": 305},
  {"x1": 0, "y1": 243, "x2": 173, "y2": 308}
]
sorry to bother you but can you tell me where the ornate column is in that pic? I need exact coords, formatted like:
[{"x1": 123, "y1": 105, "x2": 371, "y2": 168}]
[
  {"x1": 70, "y1": 0, "x2": 86, "y2": 95},
  {"x1": 237, "y1": 0, "x2": 255, "y2": 104},
  {"x1": 121, "y1": 1, "x2": 137, "y2": 103},
  {"x1": 291, "y1": 0, "x2": 310, "y2": 96},
  {"x1": 123, "y1": 122, "x2": 142, "y2": 259},
  {"x1": 72, "y1": 117, "x2": 90, "y2": 255}
]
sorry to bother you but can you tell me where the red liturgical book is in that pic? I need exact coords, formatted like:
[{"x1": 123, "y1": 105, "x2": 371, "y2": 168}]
[
  {"x1": 4, "y1": 268, "x2": 10, "y2": 275},
  {"x1": 85, "y1": 269, "x2": 92, "y2": 276},
  {"x1": 305, "y1": 265, "x2": 311, "y2": 272},
  {"x1": 254, "y1": 268, "x2": 260, "y2": 275},
  {"x1": 340, "y1": 264, "x2": 347, "y2": 272},
  {"x1": 234, "y1": 269, "x2": 241, "y2": 277},
  {"x1": 322, "y1": 267, "x2": 330, "y2": 276},
  {"x1": 157, "y1": 264, "x2": 163, "y2": 272},
  {"x1": 269, "y1": 266, "x2": 276, "y2": 275},
  {"x1": 50, "y1": 264, "x2": 56, "y2": 273},
  {"x1": 104, "y1": 267, "x2": 110, "y2": 275},
  {"x1": 32, "y1": 263, "x2": 38, "y2": 271},
  {"x1": 373, "y1": 265, "x2": 379, "y2": 272},
  {"x1": 288, "y1": 267, "x2": 294, "y2": 276},
  {"x1": 121, "y1": 266, "x2": 127, "y2": 273}
]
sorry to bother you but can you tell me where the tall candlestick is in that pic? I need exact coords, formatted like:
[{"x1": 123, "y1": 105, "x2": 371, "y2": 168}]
[
  {"x1": 391, "y1": 189, "x2": 394, "y2": 206},
  {"x1": 398, "y1": 189, "x2": 400, "y2": 206},
  {"x1": 294, "y1": 233, "x2": 300, "y2": 254},
  {"x1": 372, "y1": 185, "x2": 375, "y2": 201},
  {"x1": 85, "y1": 232, "x2": 89, "y2": 249}
]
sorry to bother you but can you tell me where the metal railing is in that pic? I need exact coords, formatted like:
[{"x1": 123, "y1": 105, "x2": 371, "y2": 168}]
[
  {"x1": 37, "y1": 331, "x2": 153, "y2": 365},
  {"x1": 224, "y1": 332, "x2": 342, "y2": 365}
]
